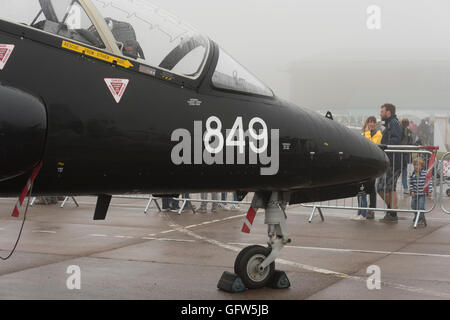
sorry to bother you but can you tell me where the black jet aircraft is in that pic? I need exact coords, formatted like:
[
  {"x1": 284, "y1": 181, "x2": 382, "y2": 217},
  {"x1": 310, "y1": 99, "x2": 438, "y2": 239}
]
[{"x1": 0, "y1": 0, "x2": 387, "y2": 290}]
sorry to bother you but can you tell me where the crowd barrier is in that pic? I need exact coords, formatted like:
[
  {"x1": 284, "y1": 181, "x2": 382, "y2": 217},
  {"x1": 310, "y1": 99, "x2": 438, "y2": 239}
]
[
  {"x1": 439, "y1": 151, "x2": 450, "y2": 214},
  {"x1": 59, "y1": 193, "x2": 250, "y2": 216},
  {"x1": 30, "y1": 196, "x2": 79, "y2": 207},
  {"x1": 171, "y1": 197, "x2": 252, "y2": 215}
]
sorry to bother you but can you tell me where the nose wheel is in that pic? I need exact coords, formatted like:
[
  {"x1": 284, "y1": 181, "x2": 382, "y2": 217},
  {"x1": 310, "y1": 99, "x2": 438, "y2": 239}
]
[
  {"x1": 217, "y1": 192, "x2": 291, "y2": 293},
  {"x1": 234, "y1": 245, "x2": 275, "y2": 289}
]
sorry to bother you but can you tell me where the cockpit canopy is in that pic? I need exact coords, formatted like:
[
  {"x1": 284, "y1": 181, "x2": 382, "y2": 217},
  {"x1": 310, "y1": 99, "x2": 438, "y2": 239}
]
[{"x1": 0, "y1": 0, "x2": 273, "y2": 96}]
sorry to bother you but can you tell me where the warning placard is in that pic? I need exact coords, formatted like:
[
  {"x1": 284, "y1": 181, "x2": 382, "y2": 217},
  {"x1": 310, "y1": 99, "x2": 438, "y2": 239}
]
[
  {"x1": 104, "y1": 78, "x2": 130, "y2": 103},
  {"x1": 0, "y1": 44, "x2": 14, "y2": 71}
]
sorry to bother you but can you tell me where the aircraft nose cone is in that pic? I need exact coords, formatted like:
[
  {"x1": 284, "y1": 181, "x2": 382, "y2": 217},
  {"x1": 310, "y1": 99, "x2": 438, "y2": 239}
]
[
  {"x1": 363, "y1": 138, "x2": 389, "y2": 178},
  {"x1": 301, "y1": 110, "x2": 388, "y2": 186},
  {"x1": 336, "y1": 126, "x2": 389, "y2": 183},
  {"x1": 0, "y1": 85, "x2": 46, "y2": 181}
]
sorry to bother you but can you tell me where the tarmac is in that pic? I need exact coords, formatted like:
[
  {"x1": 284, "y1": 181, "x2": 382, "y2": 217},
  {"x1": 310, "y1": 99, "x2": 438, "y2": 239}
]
[{"x1": 0, "y1": 193, "x2": 450, "y2": 300}]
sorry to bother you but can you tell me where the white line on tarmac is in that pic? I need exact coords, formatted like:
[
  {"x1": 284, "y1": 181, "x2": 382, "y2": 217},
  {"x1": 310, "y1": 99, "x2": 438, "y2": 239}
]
[
  {"x1": 154, "y1": 213, "x2": 246, "y2": 234},
  {"x1": 84, "y1": 211, "x2": 246, "y2": 247},
  {"x1": 88, "y1": 233, "x2": 197, "y2": 243},
  {"x1": 140, "y1": 237, "x2": 195, "y2": 243},
  {"x1": 287, "y1": 209, "x2": 450, "y2": 221},
  {"x1": 223, "y1": 214, "x2": 246, "y2": 220},
  {"x1": 158, "y1": 238, "x2": 195, "y2": 243},
  {"x1": 84, "y1": 212, "x2": 245, "y2": 241},
  {"x1": 31, "y1": 230, "x2": 56, "y2": 234},
  {"x1": 228, "y1": 242, "x2": 450, "y2": 259},
  {"x1": 285, "y1": 245, "x2": 450, "y2": 259}
]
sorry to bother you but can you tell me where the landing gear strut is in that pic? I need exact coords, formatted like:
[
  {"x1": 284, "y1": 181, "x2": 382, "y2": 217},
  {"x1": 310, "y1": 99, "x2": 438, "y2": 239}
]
[{"x1": 218, "y1": 192, "x2": 291, "y2": 292}]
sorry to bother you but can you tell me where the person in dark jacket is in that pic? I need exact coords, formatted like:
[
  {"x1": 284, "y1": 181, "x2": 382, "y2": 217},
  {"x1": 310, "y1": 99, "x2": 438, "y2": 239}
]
[
  {"x1": 401, "y1": 118, "x2": 414, "y2": 193},
  {"x1": 377, "y1": 103, "x2": 403, "y2": 222}
]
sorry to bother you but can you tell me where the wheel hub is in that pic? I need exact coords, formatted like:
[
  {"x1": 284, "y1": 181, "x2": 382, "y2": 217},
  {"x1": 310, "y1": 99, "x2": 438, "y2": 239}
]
[{"x1": 247, "y1": 254, "x2": 270, "y2": 282}]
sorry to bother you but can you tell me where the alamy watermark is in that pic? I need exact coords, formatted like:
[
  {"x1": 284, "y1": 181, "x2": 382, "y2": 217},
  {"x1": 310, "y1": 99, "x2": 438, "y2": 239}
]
[
  {"x1": 366, "y1": 265, "x2": 381, "y2": 290},
  {"x1": 66, "y1": 265, "x2": 81, "y2": 290},
  {"x1": 367, "y1": 5, "x2": 381, "y2": 30},
  {"x1": 66, "y1": 3, "x2": 82, "y2": 30}
]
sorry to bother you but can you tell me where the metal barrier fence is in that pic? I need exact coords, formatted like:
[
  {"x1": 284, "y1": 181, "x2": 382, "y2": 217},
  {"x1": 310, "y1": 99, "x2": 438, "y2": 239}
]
[
  {"x1": 172, "y1": 197, "x2": 252, "y2": 215},
  {"x1": 303, "y1": 145, "x2": 444, "y2": 228},
  {"x1": 439, "y1": 152, "x2": 450, "y2": 214},
  {"x1": 30, "y1": 196, "x2": 79, "y2": 207},
  {"x1": 58, "y1": 193, "x2": 252, "y2": 216}
]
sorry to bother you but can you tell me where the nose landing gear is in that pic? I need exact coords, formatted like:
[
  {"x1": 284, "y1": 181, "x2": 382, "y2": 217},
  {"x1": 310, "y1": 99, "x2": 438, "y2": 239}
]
[{"x1": 217, "y1": 192, "x2": 291, "y2": 292}]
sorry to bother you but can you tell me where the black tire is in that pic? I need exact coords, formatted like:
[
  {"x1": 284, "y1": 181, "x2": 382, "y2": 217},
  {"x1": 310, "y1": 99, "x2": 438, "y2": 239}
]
[
  {"x1": 234, "y1": 245, "x2": 258, "y2": 274},
  {"x1": 447, "y1": 189, "x2": 450, "y2": 197},
  {"x1": 234, "y1": 245, "x2": 275, "y2": 289}
]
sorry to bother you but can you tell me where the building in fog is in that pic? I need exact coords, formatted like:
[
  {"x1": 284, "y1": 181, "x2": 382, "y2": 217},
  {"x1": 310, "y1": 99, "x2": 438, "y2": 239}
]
[{"x1": 288, "y1": 57, "x2": 450, "y2": 116}]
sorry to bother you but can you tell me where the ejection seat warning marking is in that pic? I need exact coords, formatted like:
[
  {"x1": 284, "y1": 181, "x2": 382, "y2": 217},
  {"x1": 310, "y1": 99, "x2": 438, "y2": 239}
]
[
  {"x1": 104, "y1": 78, "x2": 130, "y2": 103},
  {"x1": 0, "y1": 44, "x2": 14, "y2": 70},
  {"x1": 61, "y1": 41, "x2": 133, "y2": 69}
]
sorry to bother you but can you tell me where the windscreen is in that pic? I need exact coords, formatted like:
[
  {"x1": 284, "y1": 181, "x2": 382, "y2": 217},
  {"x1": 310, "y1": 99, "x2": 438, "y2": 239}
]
[{"x1": 212, "y1": 48, "x2": 274, "y2": 97}]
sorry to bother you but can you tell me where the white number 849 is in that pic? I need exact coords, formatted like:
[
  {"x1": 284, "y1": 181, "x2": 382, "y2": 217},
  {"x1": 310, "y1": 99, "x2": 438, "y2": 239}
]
[{"x1": 204, "y1": 116, "x2": 268, "y2": 154}]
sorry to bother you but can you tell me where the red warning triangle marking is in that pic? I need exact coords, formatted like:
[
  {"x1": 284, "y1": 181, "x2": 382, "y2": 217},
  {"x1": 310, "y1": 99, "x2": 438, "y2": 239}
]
[
  {"x1": 104, "y1": 78, "x2": 130, "y2": 103},
  {"x1": 0, "y1": 44, "x2": 14, "y2": 71}
]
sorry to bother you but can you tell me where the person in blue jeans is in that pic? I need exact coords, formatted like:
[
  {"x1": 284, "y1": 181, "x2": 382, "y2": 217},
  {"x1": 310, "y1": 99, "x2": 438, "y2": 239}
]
[
  {"x1": 357, "y1": 191, "x2": 368, "y2": 217},
  {"x1": 410, "y1": 157, "x2": 432, "y2": 224},
  {"x1": 352, "y1": 184, "x2": 367, "y2": 220},
  {"x1": 199, "y1": 193, "x2": 218, "y2": 213}
]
